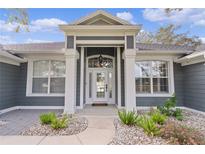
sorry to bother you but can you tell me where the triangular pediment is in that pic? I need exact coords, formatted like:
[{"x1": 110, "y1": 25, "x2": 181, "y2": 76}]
[{"x1": 72, "y1": 10, "x2": 131, "y2": 25}]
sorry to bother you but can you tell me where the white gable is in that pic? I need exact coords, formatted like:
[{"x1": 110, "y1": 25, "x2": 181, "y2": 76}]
[{"x1": 72, "y1": 10, "x2": 131, "y2": 25}]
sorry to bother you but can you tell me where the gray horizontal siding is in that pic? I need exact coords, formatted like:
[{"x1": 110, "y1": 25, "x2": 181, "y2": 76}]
[
  {"x1": 17, "y1": 63, "x2": 64, "y2": 106},
  {"x1": 87, "y1": 47, "x2": 115, "y2": 57},
  {"x1": 183, "y1": 62, "x2": 205, "y2": 112},
  {"x1": 76, "y1": 36, "x2": 124, "y2": 40},
  {"x1": 0, "y1": 62, "x2": 20, "y2": 110},
  {"x1": 136, "y1": 97, "x2": 170, "y2": 106},
  {"x1": 136, "y1": 63, "x2": 184, "y2": 106},
  {"x1": 174, "y1": 63, "x2": 184, "y2": 106}
]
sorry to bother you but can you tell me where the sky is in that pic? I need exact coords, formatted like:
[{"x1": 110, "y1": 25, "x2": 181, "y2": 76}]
[{"x1": 0, "y1": 8, "x2": 205, "y2": 44}]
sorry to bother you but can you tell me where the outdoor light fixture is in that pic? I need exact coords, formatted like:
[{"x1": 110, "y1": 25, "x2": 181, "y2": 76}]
[{"x1": 98, "y1": 52, "x2": 103, "y2": 66}]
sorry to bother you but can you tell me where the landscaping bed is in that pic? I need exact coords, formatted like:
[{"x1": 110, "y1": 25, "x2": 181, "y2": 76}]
[
  {"x1": 110, "y1": 109, "x2": 205, "y2": 145},
  {"x1": 20, "y1": 114, "x2": 88, "y2": 136},
  {"x1": 110, "y1": 118, "x2": 168, "y2": 145},
  {"x1": 110, "y1": 96, "x2": 205, "y2": 145}
]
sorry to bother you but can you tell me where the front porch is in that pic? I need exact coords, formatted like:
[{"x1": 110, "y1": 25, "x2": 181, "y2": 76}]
[{"x1": 64, "y1": 41, "x2": 137, "y2": 114}]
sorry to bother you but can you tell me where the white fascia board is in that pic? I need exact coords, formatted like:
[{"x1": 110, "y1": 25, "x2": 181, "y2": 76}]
[
  {"x1": 59, "y1": 25, "x2": 141, "y2": 32},
  {"x1": 175, "y1": 51, "x2": 205, "y2": 66},
  {"x1": 0, "y1": 50, "x2": 26, "y2": 63}
]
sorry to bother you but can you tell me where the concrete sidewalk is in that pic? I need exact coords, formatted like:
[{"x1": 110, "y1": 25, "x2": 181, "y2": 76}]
[{"x1": 0, "y1": 116, "x2": 115, "y2": 145}]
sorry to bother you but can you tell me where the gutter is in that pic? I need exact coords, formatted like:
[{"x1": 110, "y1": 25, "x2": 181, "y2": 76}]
[
  {"x1": 0, "y1": 48, "x2": 27, "y2": 63},
  {"x1": 175, "y1": 51, "x2": 205, "y2": 66}
]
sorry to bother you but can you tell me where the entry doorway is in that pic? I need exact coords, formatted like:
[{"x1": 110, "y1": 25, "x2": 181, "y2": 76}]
[{"x1": 86, "y1": 55, "x2": 115, "y2": 105}]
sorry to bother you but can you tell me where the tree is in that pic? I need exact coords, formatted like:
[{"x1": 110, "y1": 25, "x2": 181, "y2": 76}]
[
  {"x1": 136, "y1": 24, "x2": 201, "y2": 49},
  {"x1": 5, "y1": 8, "x2": 29, "y2": 32},
  {"x1": 164, "y1": 8, "x2": 183, "y2": 16}
]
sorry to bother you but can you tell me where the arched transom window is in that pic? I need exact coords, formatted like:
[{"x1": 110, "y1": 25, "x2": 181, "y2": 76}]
[{"x1": 88, "y1": 57, "x2": 113, "y2": 68}]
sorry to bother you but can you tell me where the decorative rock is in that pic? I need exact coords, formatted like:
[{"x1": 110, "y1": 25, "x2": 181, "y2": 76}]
[
  {"x1": 110, "y1": 109, "x2": 205, "y2": 145},
  {"x1": 0, "y1": 120, "x2": 7, "y2": 127},
  {"x1": 20, "y1": 116, "x2": 88, "y2": 136}
]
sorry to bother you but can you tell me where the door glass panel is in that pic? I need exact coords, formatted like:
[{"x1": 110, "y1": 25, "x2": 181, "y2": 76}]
[
  {"x1": 108, "y1": 72, "x2": 112, "y2": 98},
  {"x1": 89, "y1": 72, "x2": 92, "y2": 98},
  {"x1": 96, "y1": 72, "x2": 105, "y2": 98}
]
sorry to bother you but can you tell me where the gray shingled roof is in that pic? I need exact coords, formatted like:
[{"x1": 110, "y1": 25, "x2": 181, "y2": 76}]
[
  {"x1": 136, "y1": 43, "x2": 195, "y2": 51},
  {"x1": 3, "y1": 42, "x2": 65, "y2": 52},
  {"x1": 196, "y1": 44, "x2": 205, "y2": 51}
]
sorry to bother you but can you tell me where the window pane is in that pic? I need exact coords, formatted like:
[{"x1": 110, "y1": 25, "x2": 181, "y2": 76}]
[
  {"x1": 153, "y1": 78, "x2": 168, "y2": 93},
  {"x1": 136, "y1": 78, "x2": 151, "y2": 93},
  {"x1": 32, "y1": 78, "x2": 48, "y2": 93},
  {"x1": 33, "y1": 60, "x2": 49, "y2": 77},
  {"x1": 152, "y1": 61, "x2": 168, "y2": 77},
  {"x1": 50, "y1": 78, "x2": 65, "y2": 93},
  {"x1": 135, "y1": 61, "x2": 151, "y2": 77},
  {"x1": 50, "y1": 60, "x2": 65, "y2": 77},
  {"x1": 108, "y1": 72, "x2": 112, "y2": 98}
]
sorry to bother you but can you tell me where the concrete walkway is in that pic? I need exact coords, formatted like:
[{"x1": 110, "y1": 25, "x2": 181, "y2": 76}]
[
  {"x1": 0, "y1": 116, "x2": 115, "y2": 145},
  {"x1": 0, "y1": 106, "x2": 117, "y2": 144}
]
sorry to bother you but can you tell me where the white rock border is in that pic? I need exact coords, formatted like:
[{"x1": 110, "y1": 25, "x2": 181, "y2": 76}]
[{"x1": 20, "y1": 116, "x2": 88, "y2": 136}]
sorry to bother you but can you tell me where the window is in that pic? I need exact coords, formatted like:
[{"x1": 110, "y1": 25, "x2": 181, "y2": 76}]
[
  {"x1": 135, "y1": 61, "x2": 170, "y2": 95},
  {"x1": 88, "y1": 57, "x2": 113, "y2": 68},
  {"x1": 32, "y1": 60, "x2": 65, "y2": 95}
]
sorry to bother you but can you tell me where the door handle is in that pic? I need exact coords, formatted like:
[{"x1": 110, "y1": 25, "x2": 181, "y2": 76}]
[{"x1": 105, "y1": 84, "x2": 108, "y2": 92}]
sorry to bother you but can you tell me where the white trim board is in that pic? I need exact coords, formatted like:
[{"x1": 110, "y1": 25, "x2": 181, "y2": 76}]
[{"x1": 0, "y1": 106, "x2": 64, "y2": 115}]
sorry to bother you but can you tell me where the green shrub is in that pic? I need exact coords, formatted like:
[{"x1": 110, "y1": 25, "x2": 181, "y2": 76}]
[
  {"x1": 160, "y1": 121, "x2": 205, "y2": 145},
  {"x1": 51, "y1": 115, "x2": 68, "y2": 129},
  {"x1": 118, "y1": 110, "x2": 138, "y2": 125},
  {"x1": 157, "y1": 94, "x2": 183, "y2": 120},
  {"x1": 40, "y1": 112, "x2": 56, "y2": 124},
  {"x1": 150, "y1": 110, "x2": 167, "y2": 125},
  {"x1": 173, "y1": 108, "x2": 183, "y2": 121},
  {"x1": 137, "y1": 116, "x2": 160, "y2": 136},
  {"x1": 157, "y1": 94, "x2": 176, "y2": 116}
]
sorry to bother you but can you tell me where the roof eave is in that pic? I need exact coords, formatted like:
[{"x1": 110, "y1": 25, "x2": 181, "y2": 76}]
[
  {"x1": 59, "y1": 24, "x2": 141, "y2": 31},
  {"x1": 0, "y1": 50, "x2": 26, "y2": 63},
  {"x1": 175, "y1": 51, "x2": 205, "y2": 66}
]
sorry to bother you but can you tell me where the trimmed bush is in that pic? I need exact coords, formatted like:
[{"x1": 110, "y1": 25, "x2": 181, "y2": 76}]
[
  {"x1": 40, "y1": 112, "x2": 56, "y2": 124},
  {"x1": 118, "y1": 110, "x2": 138, "y2": 125},
  {"x1": 51, "y1": 115, "x2": 68, "y2": 129},
  {"x1": 160, "y1": 121, "x2": 205, "y2": 145}
]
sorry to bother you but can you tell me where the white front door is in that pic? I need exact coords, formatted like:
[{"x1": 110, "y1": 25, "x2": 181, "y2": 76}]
[
  {"x1": 86, "y1": 55, "x2": 115, "y2": 104},
  {"x1": 86, "y1": 69, "x2": 114, "y2": 104}
]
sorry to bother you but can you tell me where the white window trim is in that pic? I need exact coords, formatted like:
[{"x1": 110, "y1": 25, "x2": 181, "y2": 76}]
[
  {"x1": 135, "y1": 57, "x2": 175, "y2": 97},
  {"x1": 26, "y1": 58, "x2": 65, "y2": 97}
]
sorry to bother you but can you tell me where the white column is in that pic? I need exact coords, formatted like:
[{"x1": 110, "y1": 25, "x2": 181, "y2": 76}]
[
  {"x1": 124, "y1": 49, "x2": 136, "y2": 111},
  {"x1": 117, "y1": 47, "x2": 121, "y2": 108},
  {"x1": 64, "y1": 49, "x2": 79, "y2": 114},
  {"x1": 79, "y1": 47, "x2": 84, "y2": 109}
]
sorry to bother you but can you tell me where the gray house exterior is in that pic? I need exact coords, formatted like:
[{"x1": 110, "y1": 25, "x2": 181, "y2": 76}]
[{"x1": 0, "y1": 10, "x2": 205, "y2": 114}]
